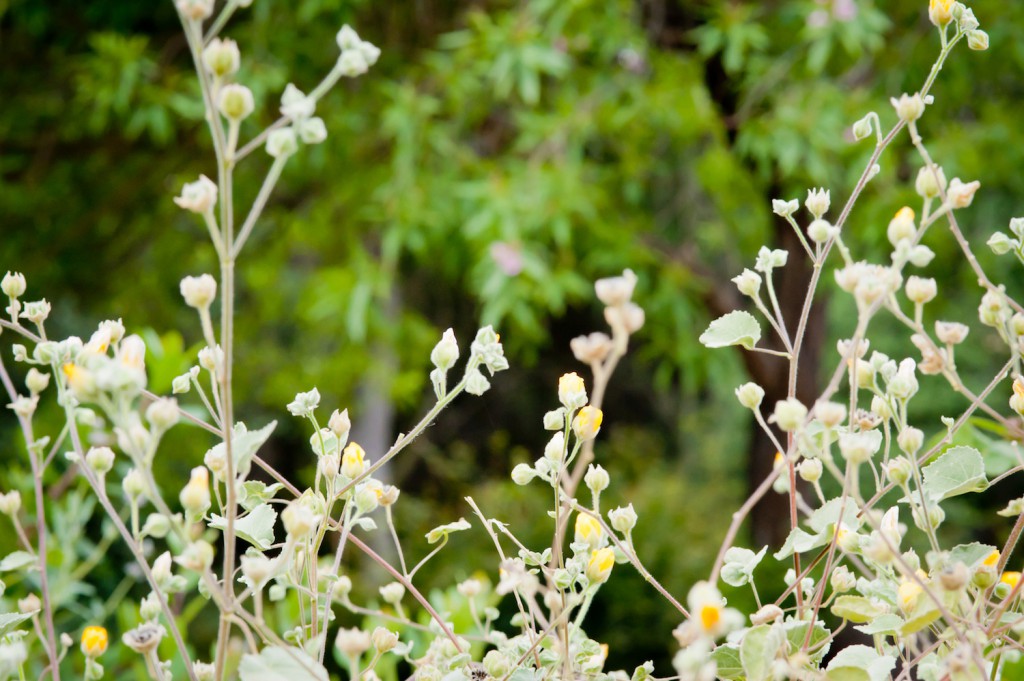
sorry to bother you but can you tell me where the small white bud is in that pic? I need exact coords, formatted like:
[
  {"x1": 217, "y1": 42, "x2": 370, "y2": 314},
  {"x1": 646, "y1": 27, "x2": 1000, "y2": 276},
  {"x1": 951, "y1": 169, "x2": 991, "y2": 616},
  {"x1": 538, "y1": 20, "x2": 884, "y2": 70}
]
[
  {"x1": 25, "y1": 368, "x2": 50, "y2": 395},
  {"x1": 807, "y1": 218, "x2": 833, "y2": 245},
  {"x1": 337, "y1": 50, "x2": 369, "y2": 77},
  {"x1": 176, "y1": 0, "x2": 213, "y2": 21},
  {"x1": 1, "y1": 272, "x2": 26, "y2": 298},
  {"x1": 379, "y1": 581, "x2": 405, "y2": 604},
  {"x1": 201, "y1": 38, "x2": 240, "y2": 77},
  {"x1": 608, "y1": 504, "x2": 637, "y2": 533},
  {"x1": 430, "y1": 328, "x2": 460, "y2": 371},
  {"x1": 146, "y1": 397, "x2": 180, "y2": 431},
  {"x1": 336, "y1": 25, "x2": 362, "y2": 51},
  {"x1": 830, "y1": 565, "x2": 856, "y2": 593},
  {"x1": 897, "y1": 427, "x2": 924, "y2": 456},
  {"x1": 86, "y1": 446, "x2": 115, "y2": 475},
  {"x1": 771, "y1": 398, "x2": 807, "y2": 432},
  {"x1": 511, "y1": 463, "x2": 536, "y2": 486},
  {"x1": 890, "y1": 92, "x2": 925, "y2": 123},
  {"x1": 594, "y1": 269, "x2": 638, "y2": 307},
  {"x1": 298, "y1": 117, "x2": 328, "y2": 144},
  {"x1": 967, "y1": 30, "x2": 989, "y2": 51},
  {"x1": 0, "y1": 491, "x2": 22, "y2": 516},
  {"x1": 329, "y1": 408, "x2": 352, "y2": 439},
  {"x1": 371, "y1": 627, "x2": 398, "y2": 653},
  {"x1": 282, "y1": 501, "x2": 319, "y2": 539},
  {"x1": 731, "y1": 269, "x2": 761, "y2": 297},
  {"x1": 584, "y1": 464, "x2": 609, "y2": 494},
  {"x1": 570, "y1": 333, "x2": 612, "y2": 364},
  {"x1": 905, "y1": 276, "x2": 937, "y2": 304},
  {"x1": 240, "y1": 554, "x2": 275, "y2": 588},
  {"x1": 174, "y1": 175, "x2": 217, "y2": 214},
  {"x1": 935, "y1": 321, "x2": 969, "y2": 345},
  {"x1": 123, "y1": 468, "x2": 147, "y2": 500},
  {"x1": 771, "y1": 198, "x2": 800, "y2": 217},
  {"x1": 887, "y1": 207, "x2": 917, "y2": 247},
  {"x1": 218, "y1": 84, "x2": 255, "y2": 121},
  {"x1": 21, "y1": 300, "x2": 51, "y2": 325},
  {"x1": 266, "y1": 128, "x2": 299, "y2": 158},
  {"x1": 851, "y1": 114, "x2": 873, "y2": 141},
  {"x1": 814, "y1": 401, "x2": 846, "y2": 428},
  {"x1": 735, "y1": 382, "x2": 765, "y2": 410},
  {"x1": 915, "y1": 164, "x2": 947, "y2": 199},
  {"x1": 335, "y1": 628, "x2": 371, "y2": 658},
  {"x1": 797, "y1": 458, "x2": 822, "y2": 483},
  {"x1": 947, "y1": 177, "x2": 981, "y2": 209},
  {"x1": 280, "y1": 84, "x2": 315, "y2": 122},
  {"x1": 805, "y1": 188, "x2": 830, "y2": 219},
  {"x1": 18, "y1": 594, "x2": 41, "y2": 614},
  {"x1": 152, "y1": 551, "x2": 174, "y2": 589},
  {"x1": 287, "y1": 387, "x2": 321, "y2": 417}
]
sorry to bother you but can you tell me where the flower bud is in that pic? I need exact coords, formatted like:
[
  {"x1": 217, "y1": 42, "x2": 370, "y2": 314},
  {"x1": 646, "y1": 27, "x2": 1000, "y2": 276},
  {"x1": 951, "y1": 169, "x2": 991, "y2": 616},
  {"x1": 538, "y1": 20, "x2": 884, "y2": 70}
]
[
  {"x1": 542, "y1": 409, "x2": 565, "y2": 431},
  {"x1": 79, "y1": 626, "x2": 107, "y2": 659},
  {"x1": 572, "y1": 406, "x2": 603, "y2": 442},
  {"x1": 595, "y1": 269, "x2": 638, "y2": 307},
  {"x1": 202, "y1": 38, "x2": 240, "y2": 77},
  {"x1": 905, "y1": 276, "x2": 937, "y2": 304},
  {"x1": 807, "y1": 219, "x2": 833, "y2": 245},
  {"x1": 332, "y1": 575, "x2": 353, "y2": 599},
  {"x1": 609, "y1": 504, "x2": 637, "y2": 533},
  {"x1": 266, "y1": 128, "x2": 299, "y2": 158},
  {"x1": 483, "y1": 651, "x2": 511, "y2": 679},
  {"x1": 341, "y1": 442, "x2": 367, "y2": 479},
  {"x1": 771, "y1": 398, "x2": 807, "y2": 432},
  {"x1": 152, "y1": 551, "x2": 174, "y2": 589},
  {"x1": 142, "y1": 514, "x2": 170, "y2": 538},
  {"x1": 174, "y1": 175, "x2": 218, "y2": 214},
  {"x1": 586, "y1": 547, "x2": 615, "y2": 584},
  {"x1": 967, "y1": 29, "x2": 989, "y2": 51},
  {"x1": 17, "y1": 594, "x2": 40, "y2": 614},
  {"x1": 935, "y1": 321, "x2": 969, "y2": 345},
  {"x1": 570, "y1": 333, "x2": 613, "y2": 364},
  {"x1": 86, "y1": 446, "x2": 115, "y2": 475},
  {"x1": 939, "y1": 562, "x2": 969, "y2": 591},
  {"x1": 851, "y1": 114, "x2": 873, "y2": 141},
  {"x1": 282, "y1": 501, "x2": 319, "y2": 539},
  {"x1": 379, "y1": 581, "x2": 405, "y2": 604},
  {"x1": 891, "y1": 93, "x2": 924, "y2": 123},
  {"x1": 915, "y1": 164, "x2": 947, "y2": 199},
  {"x1": 337, "y1": 49, "x2": 369, "y2": 77},
  {"x1": 140, "y1": 592, "x2": 162, "y2": 621},
  {"x1": 430, "y1": 328, "x2": 459, "y2": 371},
  {"x1": 335, "y1": 628, "x2": 371, "y2": 658},
  {"x1": 771, "y1": 198, "x2": 799, "y2": 217},
  {"x1": 544, "y1": 431, "x2": 565, "y2": 463},
  {"x1": 585, "y1": 464, "x2": 609, "y2": 494},
  {"x1": 735, "y1": 382, "x2": 765, "y2": 410},
  {"x1": 511, "y1": 463, "x2": 535, "y2": 486},
  {"x1": 806, "y1": 188, "x2": 830, "y2": 219},
  {"x1": 372, "y1": 627, "x2": 398, "y2": 653},
  {"x1": 328, "y1": 409, "x2": 352, "y2": 441},
  {"x1": 180, "y1": 467, "x2": 211, "y2": 515},
  {"x1": 947, "y1": 177, "x2": 981, "y2": 209},
  {"x1": 557, "y1": 373, "x2": 587, "y2": 410},
  {"x1": 797, "y1": 458, "x2": 823, "y2": 483},
  {"x1": 1, "y1": 272, "x2": 26, "y2": 298},
  {"x1": 354, "y1": 484, "x2": 380, "y2": 514},
  {"x1": 0, "y1": 491, "x2": 21, "y2": 516},
  {"x1": 24, "y1": 368, "x2": 49, "y2": 395},
  {"x1": 604, "y1": 302, "x2": 645, "y2": 334},
  {"x1": 194, "y1": 663, "x2": 216, "y2": 681},
  {"x1": 814, "y1": 401, "x2": 846, "y2": 428},
  {"x1": 241, "y1": 554, "x2": 275, "y2": 588},
  {"x1": 988, "y1": 232, "x2": 1015, "y2": 255},
  {"x1": 319, "y1": 453, "x2": 340, "y2": 481},
  {"x1": 929, "y1": 0, "x2": 953, "y2": 27},
  {"x1": 887, "y1": 207, "x2": 916, "y2": 246},
  {"x1": 218, "y1": 84, "x2": 255, "y2": 121},
  {"x1": 176, "y1": 0, "x2": 213, "y2": 21},
  {"x1": 884, "y1": 456, "x2": 913, "y2": 486},
  {"x1": 21, "y1": 300, "x2": 51, "y2": 325},
  {"x1": 731, "y1": 269, "x2": 761, "y2": 297},
  {"x1": 750, "y1": 604, "x2": 784, "y2": 625},
  {"x1": 574, "y1": 511, "x2": 604, "y2": 548},
  {"x1": 146, "y1": 397, "x2": 180, "y2": 432},
  {"x1": 123, "y1": 468, "x2": 147, "y2": 500}
]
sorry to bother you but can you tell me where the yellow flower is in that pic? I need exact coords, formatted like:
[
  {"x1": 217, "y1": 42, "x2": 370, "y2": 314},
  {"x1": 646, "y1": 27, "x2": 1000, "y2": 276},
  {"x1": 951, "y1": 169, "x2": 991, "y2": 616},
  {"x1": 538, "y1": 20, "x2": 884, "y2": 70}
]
[
  {"x1": 341, "y1": 442, "x2": 367, "y2": 479},
  {"x1": 180, "y1": 466, "x2": 211, "y2": 514},
  {"x1": 895, "y1": 206, "x2": 915, "y2": 222},
  {"x1": 558, "y1": 372, "x2": 587, "y2": 410},
  {"x1": 586, "y1": 547, "x2": 615, "y2": 584},
  {"x1": 574, "y1": 513, "x2": 603, "y2": 548},
  {"x1": 898, "y1": 580, "x2": 923, "y2": 612},
  {"x1": 62, "y1": 362, "x2": 95, "y2": 398},
  {"x1": 699, "y1": 602, "x2": 722, "y2": 632},
  {"x1": 1000, "y1": 571, "x2": 1021, "y2": 590},
  {"x1": 572, "y1": 406, "x2": 603, "y2": 442},
  {"x1": 983, "y1": 550, "x2": 1000, "y2": 568},
  {"x1": 81, "y1": 625, "x2": 108, "y2": 658},
  {"x1": 929, "y1": 0, "x2": 952, "y2": 27}
]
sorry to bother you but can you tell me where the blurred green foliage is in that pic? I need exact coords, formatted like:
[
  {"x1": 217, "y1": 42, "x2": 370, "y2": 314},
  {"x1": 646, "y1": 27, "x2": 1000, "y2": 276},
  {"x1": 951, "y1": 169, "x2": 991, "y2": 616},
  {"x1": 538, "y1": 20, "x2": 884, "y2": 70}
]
[{"x1": 3, "y1": 0, "x2": 1024, "y2": 675}]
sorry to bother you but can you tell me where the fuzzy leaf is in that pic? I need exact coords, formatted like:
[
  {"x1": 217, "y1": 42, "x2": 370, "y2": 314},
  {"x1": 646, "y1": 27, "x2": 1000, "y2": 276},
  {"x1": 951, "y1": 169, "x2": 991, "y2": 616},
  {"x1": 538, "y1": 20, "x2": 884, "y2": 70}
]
[
  {"x1": 238, "y1": 646, "x2": 329, "y2": 681},
  {"x1": 921, "y1": 445, "x2": 987, "y2": 501},
  {"x1": 426, "y1": 518, "x2": 471, "y2": 544},
  {"x1": 699, "y1": 311, "x2": 762, "y2": 350},
  {"x1": 948, "y1": 542, "x2": 997, "y2": 569},
  {"x1": 709, "y1": 644, "x2": 743, "y2": 680},
  {"x1": 854, "y1": 614, "x2": 903, "y2": 635},
  {"x1": 721, "y1": 545, "x2": 768, "y2": 587},
  {"x1": 0, "y1": 552, "x2": 36, "y2": 572},
  {"x1": 210, "y1": 504, "x2": 276, "y2": 550},
  {"x1": 827, "y1": 645, "x2": 895, "y2": 681},
  {"x1": 740, "y1": 625, "x2": 776, "y2": 681},
  {"x1": 0, "y1": 611, "x2": 36, "y2": 638},
  {"x1": 831, "y1": 596, "x2": 886, "y2": 623}
]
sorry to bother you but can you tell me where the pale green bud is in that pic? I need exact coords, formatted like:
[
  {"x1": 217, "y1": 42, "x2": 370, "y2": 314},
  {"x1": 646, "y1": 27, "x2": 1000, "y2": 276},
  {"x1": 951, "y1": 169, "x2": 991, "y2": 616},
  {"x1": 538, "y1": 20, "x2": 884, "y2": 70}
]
[
  {"x1": 830, "y1": 565, "x2": 856, "y2": 593},
  {"x1": 772, "y1": 398, "x2": 807, "y2": 432},
  {"x1": 86, "y1": 446, "x2": 115, "y2": 475},
  {"x1": 371, "y1": 627, "x2": 398, "y2": 653},
  {"x1": 884, "y1": 456, "x2": 913, "y2": 485},
  {"x1": 543, "y1": 409, "x2": 565, "y2": 431},
  {"x1": 0, "y1": 491, "x2": 21, "y2": 516},
  {"x1": 771, "y1": 198, "x2": 800, "y2": 217},
  {"x1": 735, "y1": 382, "x2": 765, "y2": 410},
  {"x1": 967, "y1": 30, "x2": 989, "y2": 51},
  {"x1": 915, "y1": 164, "x2": 947, "y2": 199},
  {"x1": 201, "y1": 38, "x2": 240, "y2": 77},
  {"x1": 805, "y1": 188, "x2": 830, "y2": 219},
  {"x1": 807, "y1": 219, "x2": 833, "y2": 245},
  {"x1": 988, "y1": 232, "x2": 1015, "y2": 255},
  {"x1": 609, "y1": 504, "x2": 637, "y2": 533},
  {"x1": 218, "y1": 84, "x2": 255, "y2": 121},
  {"x1": 797, "y1": 458, "x2": 822, "y2": 483},
  {"x1": 897, "y1": 427, "x2": 923, "y2": 456},
  {"x1": 123, "y1": 468, "x2": 147, "y2": 500},
  {"x1": 146, "y1": 397, "x2": 180, "y2": 431},
  {"x1": 354, "y1": 484, "x2": 379, "y2": 514},
  {"x1": 430, "y1": 328, "x2": 459, "y2": 371},
  {"x1": 731, "y1": 269, "x2": 761, "y2": 297},
  {"x1": 584, "y1": 464, "x2": 609, "y2": 494},
  {"x1": 851, "y1": 114, "x2": 873, "y2": 141},
  {"x1": 905, "y1": 276, "x2": 937, "y2": 304},
  {"x1": 1, "y1": 272, "x2": 26, "y2": 298},
  {"x1": 483, "y1": 651, "x2": 511, "y2": 678},
  {"x1": 266, "y1": 128, "x2": 298, "y2": 158},
  {"x1": 379, "y1": 581, "x2": 405, "y2": 604},
  {"x1": 142, "y1": 514, "x2": 171, "y2": 539},
  {"x1": 891, "y1": 92, "x2": 924, "y2": 123},
  {"x1": 511, "y1": 463, "x2": 535, "y2": 485},
  {"x1": 25, "y1": 368, "x2": 50, "y2": 394}
]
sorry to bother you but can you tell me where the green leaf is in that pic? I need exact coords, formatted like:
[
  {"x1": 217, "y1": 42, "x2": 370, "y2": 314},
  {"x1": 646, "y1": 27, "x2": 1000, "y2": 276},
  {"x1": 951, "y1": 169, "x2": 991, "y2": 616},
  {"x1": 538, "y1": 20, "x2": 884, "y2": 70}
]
[
  {"x1": 210, "y1": 504, "x2": 277, "y2": 551},
  {"x1": 899, "y1": 597, "x2": 941, "y2": 635},
  {"x1": 827, "y1": 645, "x2": 895, "y2": 681},
  {"x1": 0, "y1": 551, "x2": 37, "y2": 572},
  {"x1": 831, "y1": 596, "x2": 886, "y2": 624},
  {"x1": 740, "y1": 625, "x2": 776, "y2": 681},
  {"x1": 425, "y1": 518, "x2": 471, "y2": 544},
  {"x1": 699, "y1": 311, "x2": 762, "y2": 350},
  {"x1": 0, "y1": 611, "x2": 36, "y2": 638},
  {"x1": 807, "y1": 498, "x2": 860, "y2": 533},
  {"x1": 921, "y1": 446, "x2": 987, "y2": 501},
  {"x1": 853, "y1": 614, "x2": 903, "y2": 635},
  {"x1": 825, "y1": 668, "x2": 871, "y2": 681},
  {"x1": 238, "y1": 481, "x2": 285, "y2": 512},
  {"x1": 948, "y1": 542, "x2": 997, "y2": 569},
  {"x1": 773, "y1": 527, "x2": 825, "y2": 560},
  {"x1": 783, "y1": 622, "x2": 831, "y2": 664},
  {"x1": 721, "y1": 545, "x2": 768, "y2": 587},
  {"x1": 239, "y1": 646, "x2": 329, "y2": 681},
  {"x1": 205, "y1": 421, "x2": 277, "y2": 481},
  {"x1": 710, "y1": 644, "x2": 743, "y2": 680}
]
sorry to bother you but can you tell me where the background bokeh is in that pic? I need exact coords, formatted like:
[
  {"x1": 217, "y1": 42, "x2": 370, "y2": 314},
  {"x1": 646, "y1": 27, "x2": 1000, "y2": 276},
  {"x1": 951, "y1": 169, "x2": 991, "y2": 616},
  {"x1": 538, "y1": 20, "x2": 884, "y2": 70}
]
[{"x1": 2, "y1": 0, "x2": 1023, "y2": 677}]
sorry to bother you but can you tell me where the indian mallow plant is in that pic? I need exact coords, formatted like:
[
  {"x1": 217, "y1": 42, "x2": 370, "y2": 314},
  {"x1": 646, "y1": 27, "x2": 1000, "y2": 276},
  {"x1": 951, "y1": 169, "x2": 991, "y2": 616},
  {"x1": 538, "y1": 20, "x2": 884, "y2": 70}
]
[{"x1": 0, "y1": 0, "x2": 1021, "y2": 680}]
